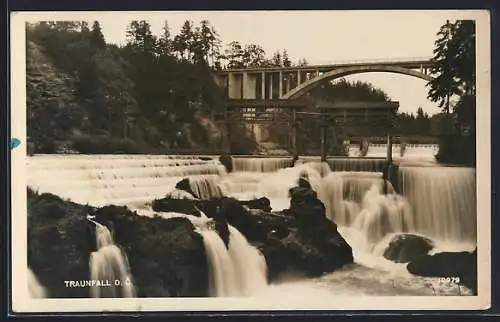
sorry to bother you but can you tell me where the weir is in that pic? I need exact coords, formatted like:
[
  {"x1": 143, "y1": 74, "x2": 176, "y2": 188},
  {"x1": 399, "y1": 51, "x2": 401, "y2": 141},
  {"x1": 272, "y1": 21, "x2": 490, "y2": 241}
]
[{"x1": 27, "y1": 151, "x2": 477, "y2": 298}]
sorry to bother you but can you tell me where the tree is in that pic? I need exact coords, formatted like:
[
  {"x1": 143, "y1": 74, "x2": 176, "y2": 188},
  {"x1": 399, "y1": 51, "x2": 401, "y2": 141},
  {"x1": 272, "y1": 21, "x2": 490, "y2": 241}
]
[
  {"x1": 90, "y1": 21, "x2": 106, "y2": 49},
  {"x1": 222, "y1": 41, "x2": 245, "y2": 68},
  {"x1": 173, "y1": 20, "x2": 194, "y2": 60},
  {"x1": 242, "y1": 44, "x2": 266, "y2": 67},
  {"x1": 125, "y1": 21, "x2": 157, "y2": 55},
  {"x1": 297, "y1": 58, "x2": 308, "y2": 66},
  {"x1": 272, "y1": 50, "x2": 282, "y2": 67},
  {"x1": 282, "y1": 49, "x2": 292, "y2": 67},
  {"x1": 427, "y1": 20, "x2": 476, "y2": 165},
  {"x1": 157, "y1": 20, "x2": 173, "y2": 57},
  {"x1": 426, "y1": 20, "x2": 475, "y2": 114}
]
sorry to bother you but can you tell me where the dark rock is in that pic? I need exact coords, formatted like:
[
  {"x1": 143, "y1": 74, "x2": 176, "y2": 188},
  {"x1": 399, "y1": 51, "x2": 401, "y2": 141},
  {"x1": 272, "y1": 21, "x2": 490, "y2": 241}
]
[
  {"x1": 212, "y1": 189, "x2": 353, "y2": 282},
  {"x1": 240, "y1": 197, "x2": 272, "y2": 212},
  {"x1": 93, "y1": 206, "x2": 209, "y2": 297},
  {"x1": 383, "y1": 234, "x2": 434, "y2": 263},
  {"x1": 28, "y1": 190, "x2": 96, "y2": 298},
  {"x1": 407, "y1": 249, "x2": 477, "y2": 294},
  {"x1": 199, "y1": 157, "x2": 212, "y2": 161},
  {"x1": 298, "y1": 177, "x2": 312, "y2": 189},
  {"x1": 151, "y1": 197, "x2": 202, "y2": 217},
  {"x1": 28, "y1": 190, "x2": 209, "y2": 298},
  {"x1": 175, "y1": 178, "x2": 198, "y2": 198},
  {"x1": 219, "y1": 155, "x2": 233, "y2": 173}
]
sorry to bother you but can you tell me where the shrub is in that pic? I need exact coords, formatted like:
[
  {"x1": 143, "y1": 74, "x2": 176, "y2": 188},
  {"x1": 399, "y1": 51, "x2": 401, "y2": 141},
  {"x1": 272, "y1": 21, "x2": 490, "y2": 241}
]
[{"x1": 435, "y1": 135, "x2": 475, "y2": 167}]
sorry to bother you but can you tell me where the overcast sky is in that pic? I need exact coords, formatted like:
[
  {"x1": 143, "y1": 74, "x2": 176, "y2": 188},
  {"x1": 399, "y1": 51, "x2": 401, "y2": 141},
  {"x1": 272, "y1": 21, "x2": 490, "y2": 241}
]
[{"x1": 90, "y1": 11, "x2": 467, "y2": 115}]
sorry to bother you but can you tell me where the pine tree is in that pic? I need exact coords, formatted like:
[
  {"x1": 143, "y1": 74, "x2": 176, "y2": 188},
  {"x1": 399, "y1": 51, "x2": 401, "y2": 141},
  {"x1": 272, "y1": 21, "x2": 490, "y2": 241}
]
[
  {"x1": 282, "y1": 49, "x2": 292, "y2": 67},
  {"x1": 90, "y1": 21, "x2": 106, "y2": 49}
]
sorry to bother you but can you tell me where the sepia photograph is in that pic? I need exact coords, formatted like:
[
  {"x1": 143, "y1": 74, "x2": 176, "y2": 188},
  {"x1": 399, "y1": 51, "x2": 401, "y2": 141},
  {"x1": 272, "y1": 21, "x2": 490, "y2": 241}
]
[{"x1": 10, "y1": 10, "x2": 491, "y2": 312}]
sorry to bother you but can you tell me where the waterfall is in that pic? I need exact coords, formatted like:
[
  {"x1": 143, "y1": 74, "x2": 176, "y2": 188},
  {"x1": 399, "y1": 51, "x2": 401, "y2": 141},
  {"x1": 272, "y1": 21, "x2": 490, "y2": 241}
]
[
  {"x1": 327, "y1": 158, "x2": 387, "y2": 172},
  {"x1": 231, "y1": 157, "x2": 293, "y2": 172},
  {"x1": 319, "y1": 172, "x2": 394, "y2": 226},
  {"x1": 27, "y1": 155, "x2": 226, "y2": 208},
  {"x1": 27, "y1": 268, "x2": 46, "y2": 298},
  {"x1": 89, "y1": 221, "x2": 136, "y2": 298},
  {"x1": 398, "y1": 166, "x2": 476, "y2": 243},
  {"x1": 189, "y1": 175, "x2": 224, "y2": 200},
  {"x1": 200, "y1": 225, "x2": 267, "y2": 297}
]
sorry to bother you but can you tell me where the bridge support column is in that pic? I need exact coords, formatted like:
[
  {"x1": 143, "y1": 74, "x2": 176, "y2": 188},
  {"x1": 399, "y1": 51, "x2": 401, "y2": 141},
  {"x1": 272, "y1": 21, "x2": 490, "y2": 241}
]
[
  {"x1": 320, "y1": 113, "x2": 327, "y2": 162},
  {"x1": 279, "y1": 71, "x2": 283, "y2": 99},
  {"x1": 291, "y1": 107, "x2": 298, "y2": 159},
  {"x1": 297, "y1": 70, "x2": 301, "y2": 85},
  {"x1": 383, "y1": 134, "x2": 393, "y2": 194},
  {"x1": 261, "y1": 72, "x2": 265, "y2": 99},
  {"x1": 268, "y1": 73, "x2": 273, "y2": 99},
  {"x1": 286, "y1": 74, "x2": 291, "y2": 93}
]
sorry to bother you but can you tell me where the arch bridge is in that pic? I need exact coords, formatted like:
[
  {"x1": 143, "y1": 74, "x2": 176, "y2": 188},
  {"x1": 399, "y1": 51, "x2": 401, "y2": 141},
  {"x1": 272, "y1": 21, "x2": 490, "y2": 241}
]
[{"x1": 214, "y1": 57, "x2": 434, "y2": 100}]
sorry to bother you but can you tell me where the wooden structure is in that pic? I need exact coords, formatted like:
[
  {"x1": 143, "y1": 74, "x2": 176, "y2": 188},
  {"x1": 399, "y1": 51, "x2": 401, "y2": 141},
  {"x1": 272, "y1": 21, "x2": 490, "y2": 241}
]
[{"x1": 216, "y1": 99, "x2": 399, "y2": 193}]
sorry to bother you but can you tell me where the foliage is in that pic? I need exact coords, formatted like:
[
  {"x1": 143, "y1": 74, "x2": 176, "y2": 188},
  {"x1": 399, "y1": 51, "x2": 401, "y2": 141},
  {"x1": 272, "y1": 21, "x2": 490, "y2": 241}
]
[
  {"x1": 26, "y1": 20, "x2": 232, "y2": 154},
  {"x1": 427, "y1": 20, "x2": 475, "y2": 114},
  {"x1": 427, "y1": 20, "x2": 476, "y2": 166}
]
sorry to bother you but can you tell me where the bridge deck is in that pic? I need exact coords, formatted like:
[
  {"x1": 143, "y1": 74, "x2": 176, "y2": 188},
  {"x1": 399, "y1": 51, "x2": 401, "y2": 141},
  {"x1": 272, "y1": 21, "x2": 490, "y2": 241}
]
[{"x1": 216, "y1": 58, "x2": 433, "y2": 74}]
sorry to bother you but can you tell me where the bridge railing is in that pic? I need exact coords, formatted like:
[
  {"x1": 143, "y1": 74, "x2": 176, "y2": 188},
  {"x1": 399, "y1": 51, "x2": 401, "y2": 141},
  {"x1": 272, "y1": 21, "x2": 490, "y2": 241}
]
[{"x1": 219, "y1": 56, "x2": 433, "y2": 72}]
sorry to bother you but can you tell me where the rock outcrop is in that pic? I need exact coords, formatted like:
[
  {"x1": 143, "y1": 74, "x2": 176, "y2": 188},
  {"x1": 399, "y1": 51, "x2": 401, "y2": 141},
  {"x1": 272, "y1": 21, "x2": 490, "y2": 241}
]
[
  {"x1": 406, "y1": 249, "x2": 477, "y2": 294},
  {"x1": 197, "y1": 183, "x2": 354, "y2": 282},
  {"x1": 28, "y1": 189, "x2": 209, "y2": 298},
  {"x1": 383, "y1": 234, "x2": 434, "y2": 263}
]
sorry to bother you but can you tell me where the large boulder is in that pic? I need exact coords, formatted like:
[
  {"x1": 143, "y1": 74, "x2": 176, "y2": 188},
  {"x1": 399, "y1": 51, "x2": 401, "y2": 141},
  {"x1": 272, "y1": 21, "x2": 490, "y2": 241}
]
[
  {"x1": 406, "y1": 249, "x2": 477, "y2": 294},
  {"x1": 151, "y1": 197, "x2": 202, "y2": 217},
  {"x1": 240, "y1": 197, "x2": 272, "y2": 212},
  {"x1": 383, "y1": 234, "x2": 434, "y2": 263},
  {"x1": 28, "y1": 190, "x2": 96, "y2": 298}
]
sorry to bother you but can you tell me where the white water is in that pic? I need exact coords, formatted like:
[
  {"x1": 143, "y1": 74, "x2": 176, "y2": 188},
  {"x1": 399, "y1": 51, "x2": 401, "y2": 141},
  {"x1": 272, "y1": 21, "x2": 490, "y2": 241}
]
[
  {"x1": 231, "y1": 157, "x2": 293, "y2": 172},
  {"x1": 28, "y1": 155, "x2": 226, "y2": 207},
  {"x1": 201, "y1": 226, "x2": 267, "y2": 297},
  {"x1": 27, "y1": 268, "x2": 46, "y2": 298},
  {"x1": 398, "y1": 166, "x2": 477, "y2": 243},
  {"x1": 27, "y1": 150, "x2": 476, "y2": 298},
  {"x1": 89, "y1": 221, "x2": 136, "y2": 298}
]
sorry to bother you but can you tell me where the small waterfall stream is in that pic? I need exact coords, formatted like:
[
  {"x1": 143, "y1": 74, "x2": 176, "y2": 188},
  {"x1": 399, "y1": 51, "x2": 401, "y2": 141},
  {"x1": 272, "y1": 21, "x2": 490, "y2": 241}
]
[
  {"x1": 200, "y1": 225, "x2": 267, "y2": 297},
  {"x1": 27, "y1": 268, "x2": 46, "y2": 298},
  {"x1": 89, "y1": 220, "x2": 136, "y2": 298}
]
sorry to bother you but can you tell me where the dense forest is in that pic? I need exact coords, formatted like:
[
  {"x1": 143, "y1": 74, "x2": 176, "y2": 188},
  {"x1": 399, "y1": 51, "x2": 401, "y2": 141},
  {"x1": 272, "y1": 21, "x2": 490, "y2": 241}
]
[{"x1": 26, "y1": 19, "x2": 458, "y2": 156}]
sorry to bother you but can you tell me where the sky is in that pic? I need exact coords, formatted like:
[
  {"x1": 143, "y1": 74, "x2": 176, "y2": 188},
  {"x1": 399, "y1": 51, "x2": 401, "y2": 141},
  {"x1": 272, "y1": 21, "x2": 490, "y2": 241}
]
[{"x1": 88, "y1": 11, "x2": 469, "y2": 115}]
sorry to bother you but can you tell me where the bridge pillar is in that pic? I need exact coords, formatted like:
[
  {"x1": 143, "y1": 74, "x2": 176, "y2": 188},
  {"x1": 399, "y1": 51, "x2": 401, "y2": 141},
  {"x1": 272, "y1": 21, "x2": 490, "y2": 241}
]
[
  {"x1": 297, "y1": 70, "x2": 301, "y2": 85},
  {"x1": 383, "y1": 134, "x2": 393, "y2": 194},
  {"x1": 261, "y1": 72, "x2": 265, "y2": 100},
  {"x1": 320, "y1": 112, "x2": 327, "y2": 162},
  {"x1": 291, "y1": 107, "x2": 298, "y2": 159},
  {"x1": 286, "y1": 74, "x2": 291, "y2": 93},
  {"x1": 242, "y1": 72, "x2": 257, "y2": 99},
  {"x1": 268, "y1": 73, "x2": 273, "y2": 99},
  {"x1": 279, "y1": 71, "x2": 283, "y2": 99}
]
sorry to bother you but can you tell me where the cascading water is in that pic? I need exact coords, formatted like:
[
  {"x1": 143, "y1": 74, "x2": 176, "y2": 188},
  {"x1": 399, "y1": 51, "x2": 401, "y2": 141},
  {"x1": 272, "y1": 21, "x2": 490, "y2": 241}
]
[
  {"x1": 27, "y1": 149, "x2": 477, "y2": 298},
  {"x1": 189, "y1": 175, "x2": 224, "y2": 200},
  {"x1": 327, "y1": 158, "x2": 387, "y2": 172},
  {"x1": 27, "y1": 268, "x2": 46, "y2": 298},
  {"x1": 398, "y1": 166, "x2": 476, "y2": 243},
  {"x1": 89, "y1": 220, "x2": 136, "y2": 298},
  {"x1": 27, "y1": 155, "x2": 226, "y2": 208},
  {"x1": 231, "y1": 157, "x2": 293, "y2": 172},
  {"x1": 200, "y1": 225, "x2": 267, "y2": 297}
]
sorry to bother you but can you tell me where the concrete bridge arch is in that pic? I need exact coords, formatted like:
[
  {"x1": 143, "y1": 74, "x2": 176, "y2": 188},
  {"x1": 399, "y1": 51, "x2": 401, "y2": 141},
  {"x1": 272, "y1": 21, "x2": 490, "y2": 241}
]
[{"x1": 281, "y1": 65, "x2": 434, "y2": 99}]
